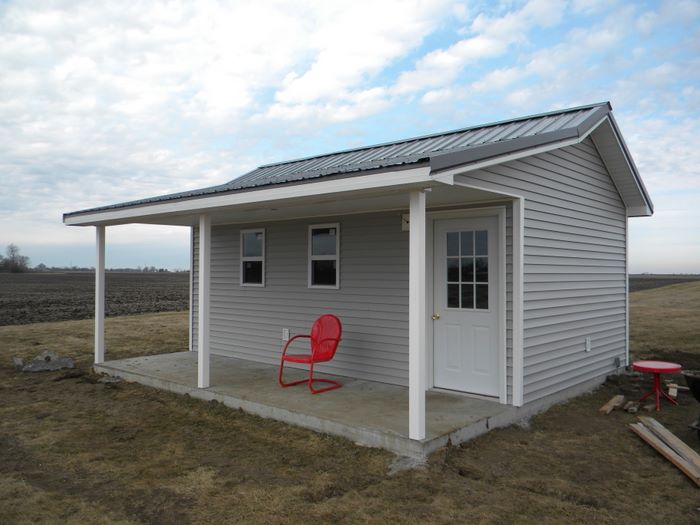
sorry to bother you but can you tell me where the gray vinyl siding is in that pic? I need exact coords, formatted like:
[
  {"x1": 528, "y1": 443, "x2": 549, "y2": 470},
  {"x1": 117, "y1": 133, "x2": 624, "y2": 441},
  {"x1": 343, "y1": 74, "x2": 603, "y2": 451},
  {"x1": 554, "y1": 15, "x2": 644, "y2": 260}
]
[
  {"x1": 193, "y1": 212, "x2": 411, "y2": 386},
  {"x1": 457, "y1": 138, "x2": 627, "y2": 404}
]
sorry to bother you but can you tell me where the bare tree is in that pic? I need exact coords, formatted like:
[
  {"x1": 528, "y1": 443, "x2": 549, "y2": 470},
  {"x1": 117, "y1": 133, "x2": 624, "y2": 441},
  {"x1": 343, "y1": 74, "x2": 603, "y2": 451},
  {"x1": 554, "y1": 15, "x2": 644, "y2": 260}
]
[{"x1": 4, "y1": 243, "x2": 30, "y2": 273}]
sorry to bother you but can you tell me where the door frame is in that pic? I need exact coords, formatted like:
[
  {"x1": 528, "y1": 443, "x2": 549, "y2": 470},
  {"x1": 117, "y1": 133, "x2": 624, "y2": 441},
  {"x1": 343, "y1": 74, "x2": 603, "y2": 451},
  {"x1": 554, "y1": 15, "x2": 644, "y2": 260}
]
[{"x1": 426, "y1": 206, "x2": 507, "y2": 404}]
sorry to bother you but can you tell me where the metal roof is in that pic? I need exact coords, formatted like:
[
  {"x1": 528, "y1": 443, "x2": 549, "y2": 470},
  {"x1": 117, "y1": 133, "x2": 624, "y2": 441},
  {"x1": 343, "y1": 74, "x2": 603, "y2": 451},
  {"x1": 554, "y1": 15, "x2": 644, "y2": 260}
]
[{"x1": 65, "y1": 102, "x2": 612, "y2": 218}]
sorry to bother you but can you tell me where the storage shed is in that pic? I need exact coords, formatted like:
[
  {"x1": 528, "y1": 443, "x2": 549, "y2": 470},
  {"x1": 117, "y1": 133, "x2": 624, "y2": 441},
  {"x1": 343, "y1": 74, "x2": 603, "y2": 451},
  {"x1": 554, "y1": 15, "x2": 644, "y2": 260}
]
[{"x1": 64, "y1": 102, "x2": 653, "y2": 453}]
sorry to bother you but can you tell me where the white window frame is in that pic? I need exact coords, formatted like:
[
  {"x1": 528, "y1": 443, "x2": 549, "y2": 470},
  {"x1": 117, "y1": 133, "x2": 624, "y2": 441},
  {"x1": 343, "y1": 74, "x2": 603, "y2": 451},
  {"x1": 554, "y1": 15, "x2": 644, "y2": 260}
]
[
  {"x1": 240, "y1": 228, "x2": 265, "y2": 287},
  {"x1": 308, "y1": 223, "x2": 340, "y2": 289}
]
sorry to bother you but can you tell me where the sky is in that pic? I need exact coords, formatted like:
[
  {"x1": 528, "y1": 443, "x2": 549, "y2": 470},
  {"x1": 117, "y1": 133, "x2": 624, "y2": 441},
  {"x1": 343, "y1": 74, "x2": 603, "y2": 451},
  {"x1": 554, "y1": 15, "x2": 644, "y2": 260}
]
[{"x1": 0, "y1": 0, "x2": 698, "y2": 272}]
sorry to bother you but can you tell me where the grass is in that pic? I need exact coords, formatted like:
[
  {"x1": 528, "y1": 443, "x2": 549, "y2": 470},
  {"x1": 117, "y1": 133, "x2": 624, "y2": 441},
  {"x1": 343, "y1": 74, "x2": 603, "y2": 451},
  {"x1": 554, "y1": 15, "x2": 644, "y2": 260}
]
[
  {"x1": 1, "y1": 286, "x2": 700, "y2": 524},
  {"x1": 630, "y1": 280, "x2": 700, "y2": 360}
]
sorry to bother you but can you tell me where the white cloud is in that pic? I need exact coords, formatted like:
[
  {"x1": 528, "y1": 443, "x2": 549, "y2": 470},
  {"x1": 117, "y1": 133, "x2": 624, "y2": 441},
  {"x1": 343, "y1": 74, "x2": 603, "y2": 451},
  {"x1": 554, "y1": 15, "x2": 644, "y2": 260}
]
[
  {"x1": 619, "y1": 115, "x2": 700, "y2": 193},
  {"x1": 266, "y1": 0, "x2": 453, "y2": 124},
  {"x1": 421, "y1": 88, "x2": 454, "y2": 105},
  {"x1": 571, "y1": 0, "x2": 617, "y2": 15},
  {"x1": 393, "y1": 0, "x2": 566, "y2": 95},
  {"x1": 471, "y1": 67, "x2": 522, "y2": 92}
]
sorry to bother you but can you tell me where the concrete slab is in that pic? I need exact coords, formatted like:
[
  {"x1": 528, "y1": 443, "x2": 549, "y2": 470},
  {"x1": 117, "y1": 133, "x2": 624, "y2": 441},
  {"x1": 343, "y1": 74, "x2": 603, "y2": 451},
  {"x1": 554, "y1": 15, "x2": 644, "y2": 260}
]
[{"x1": 94, "y1": 351, "x2": 605, "y2": 458}]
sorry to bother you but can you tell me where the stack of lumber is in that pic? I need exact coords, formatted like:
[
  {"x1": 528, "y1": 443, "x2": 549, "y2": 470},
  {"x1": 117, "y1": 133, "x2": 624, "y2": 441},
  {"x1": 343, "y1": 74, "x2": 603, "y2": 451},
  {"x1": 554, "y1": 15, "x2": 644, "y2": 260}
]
[{"x1": 630, "y1": 417, "x2": 700, "y2": 487}]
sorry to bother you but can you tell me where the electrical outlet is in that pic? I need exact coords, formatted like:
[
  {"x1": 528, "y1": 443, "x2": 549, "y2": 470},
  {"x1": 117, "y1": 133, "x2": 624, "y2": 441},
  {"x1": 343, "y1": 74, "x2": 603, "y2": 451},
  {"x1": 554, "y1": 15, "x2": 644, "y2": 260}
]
[
  {"x1": 585, "y1": 337, "x2": 591, "y2": 352},
  {"x1": 282, "y1": 328, "x2": 290, "y2": 341}
]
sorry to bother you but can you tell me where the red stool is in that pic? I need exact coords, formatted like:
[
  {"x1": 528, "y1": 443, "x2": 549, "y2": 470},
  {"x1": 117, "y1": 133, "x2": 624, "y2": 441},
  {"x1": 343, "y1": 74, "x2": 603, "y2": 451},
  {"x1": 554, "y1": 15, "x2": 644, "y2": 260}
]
[{"x1": 632, "y1": 360, "x2": 682, "y2": 411}]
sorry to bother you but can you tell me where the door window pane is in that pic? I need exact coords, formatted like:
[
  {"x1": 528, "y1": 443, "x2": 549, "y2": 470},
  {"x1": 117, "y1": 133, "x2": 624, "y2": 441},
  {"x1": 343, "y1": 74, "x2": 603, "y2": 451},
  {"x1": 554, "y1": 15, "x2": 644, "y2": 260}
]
[
  {"x1": 447, "y1": 258, "x2": 459, "y2": 282},
  {"x1": 475, "y1": 230, "x2": 488, "y2": 256},
  {"x1": 475, "y1": 257, "x2": 488, "y2": 282},
  {"x1": 447, "y1": 284, "x2": 460, "y2": 308},
  {"x1": 461, "y1": 284, "x2": 474, "y2": 309},
  {"x1": 461, "y1": 258, "x2": 474, "y2": 282},
  {"x1": 447, "y1": 232, "x2": 459, "y2": 256},
  {"x1": 460, "y1": 231, "x2": 473, "y2": 256},
  {"x1": 311, "y1": 260, "x2": 336, "y2": 286},
  {"x1": 311, "y1": 228, "x2": 337, "y2": 255},
  {"x1": 475, "y1": 284, "x2": 489, "y2": 309}
]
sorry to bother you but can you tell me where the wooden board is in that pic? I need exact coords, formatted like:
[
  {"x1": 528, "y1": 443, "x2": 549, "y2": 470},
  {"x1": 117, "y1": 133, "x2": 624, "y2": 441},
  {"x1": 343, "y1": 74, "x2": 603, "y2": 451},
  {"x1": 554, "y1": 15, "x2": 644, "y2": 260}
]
[
  {"x1": 630, "y1": 423, "x2": 700, "y2": 487},
  {"x1": 599, "y1": 394, "x2": 625, "y2": 414},
  {"x1": 638, "y1": 417, "x2": 700, "y2": 473}
]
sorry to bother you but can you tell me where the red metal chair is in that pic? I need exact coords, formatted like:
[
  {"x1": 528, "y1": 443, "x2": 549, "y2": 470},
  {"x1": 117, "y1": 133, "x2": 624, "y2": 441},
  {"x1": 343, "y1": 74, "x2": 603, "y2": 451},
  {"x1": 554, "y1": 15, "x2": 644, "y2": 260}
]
[{"x1": 278, "y1": 314, "x2": 342, "y2": 394}]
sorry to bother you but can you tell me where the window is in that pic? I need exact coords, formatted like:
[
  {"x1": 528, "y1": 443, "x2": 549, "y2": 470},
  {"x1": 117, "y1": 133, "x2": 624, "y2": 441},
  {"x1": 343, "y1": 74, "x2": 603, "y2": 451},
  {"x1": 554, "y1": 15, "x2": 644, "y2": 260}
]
[
  {"x1": 240, "y1": 229, "x2": 265, "y2": 286},
  {"x1": 446, "y1": 229, "x2": 488, "y2": 310},
  {"x1": 308, "y1": 224, "x2": 339, "y2": 288}
]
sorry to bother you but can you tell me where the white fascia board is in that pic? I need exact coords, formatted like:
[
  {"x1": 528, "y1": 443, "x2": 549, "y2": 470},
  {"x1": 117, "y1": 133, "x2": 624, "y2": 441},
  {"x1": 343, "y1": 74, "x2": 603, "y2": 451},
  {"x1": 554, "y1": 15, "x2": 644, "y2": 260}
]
[{"x1": 64, "y1": 166, "x2": 434, "y2": 226}]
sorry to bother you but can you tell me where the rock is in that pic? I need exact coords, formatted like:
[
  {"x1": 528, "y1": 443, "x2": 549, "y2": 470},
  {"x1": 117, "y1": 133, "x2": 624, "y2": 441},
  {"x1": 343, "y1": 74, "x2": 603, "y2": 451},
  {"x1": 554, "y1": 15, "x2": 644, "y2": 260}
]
[
  {"x1": 97, "y1": 376, "x2": 121, "y2": 384},
  {"x1": 15, "y1": 350, "x2": 75, "y2": 372}
]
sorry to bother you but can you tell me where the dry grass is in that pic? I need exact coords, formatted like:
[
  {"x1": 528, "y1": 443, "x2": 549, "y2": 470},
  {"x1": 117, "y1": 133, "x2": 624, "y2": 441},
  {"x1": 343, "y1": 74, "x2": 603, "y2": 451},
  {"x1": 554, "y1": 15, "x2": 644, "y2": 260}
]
[
  {"x1": 630, "y1": 280, "x2": 700, "y2": 360},
  {"x1": 1, "y1": 288, "x2": 700, "y2": 524}
]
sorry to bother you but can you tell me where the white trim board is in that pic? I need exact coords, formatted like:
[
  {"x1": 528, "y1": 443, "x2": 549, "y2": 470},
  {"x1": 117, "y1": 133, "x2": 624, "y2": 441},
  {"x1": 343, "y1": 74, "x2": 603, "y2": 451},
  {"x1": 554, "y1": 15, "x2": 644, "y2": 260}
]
[
  {"x1": 511, "y1": 197, "x2": 525, "y2": 407},
  {"x1": 188, "y1": 226, "x2": 194, "y2": 352}
]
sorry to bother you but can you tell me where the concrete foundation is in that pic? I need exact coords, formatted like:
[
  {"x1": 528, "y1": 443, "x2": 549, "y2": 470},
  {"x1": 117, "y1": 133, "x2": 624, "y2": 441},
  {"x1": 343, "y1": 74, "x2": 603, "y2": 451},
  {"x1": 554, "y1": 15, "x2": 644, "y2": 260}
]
[{"x1": 95, "y1": 351, "x2": 606, "y2": 458}]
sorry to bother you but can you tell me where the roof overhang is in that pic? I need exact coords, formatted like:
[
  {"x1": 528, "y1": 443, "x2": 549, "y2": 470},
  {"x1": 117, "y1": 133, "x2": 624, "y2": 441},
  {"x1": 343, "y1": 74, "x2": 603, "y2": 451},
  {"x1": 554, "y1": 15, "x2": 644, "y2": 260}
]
[
  {"x1": 589, "y1": 115, "x2": 653, "y2": 217},
  {"x1": 63, "y1": 165, "x2": 519, "y2": 228},
  {"x1": 429, "y1": 109, "x2": 653, "y2": 217}
]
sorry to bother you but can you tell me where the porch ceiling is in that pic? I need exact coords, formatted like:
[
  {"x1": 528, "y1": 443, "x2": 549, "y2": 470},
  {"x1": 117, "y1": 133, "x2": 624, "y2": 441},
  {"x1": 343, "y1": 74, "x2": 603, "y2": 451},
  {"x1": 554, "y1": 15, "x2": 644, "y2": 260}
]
[{"x1": 76, "y1": 182, "x2": 505, "y2": 227}]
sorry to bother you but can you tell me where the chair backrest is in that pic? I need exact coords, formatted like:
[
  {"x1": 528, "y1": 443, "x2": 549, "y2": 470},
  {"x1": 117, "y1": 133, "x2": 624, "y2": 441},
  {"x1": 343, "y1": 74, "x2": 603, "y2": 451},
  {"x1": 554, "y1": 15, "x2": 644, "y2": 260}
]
[{"x1": 310, "y1": 314, "x2": 342, "y2": 361}]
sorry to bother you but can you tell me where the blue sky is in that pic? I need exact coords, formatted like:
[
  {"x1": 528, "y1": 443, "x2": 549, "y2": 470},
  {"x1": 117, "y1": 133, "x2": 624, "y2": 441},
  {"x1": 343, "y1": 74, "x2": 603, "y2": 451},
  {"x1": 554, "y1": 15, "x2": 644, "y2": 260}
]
[{"x1": 1, "y1": 0, "x2": 698, "y2": 272}]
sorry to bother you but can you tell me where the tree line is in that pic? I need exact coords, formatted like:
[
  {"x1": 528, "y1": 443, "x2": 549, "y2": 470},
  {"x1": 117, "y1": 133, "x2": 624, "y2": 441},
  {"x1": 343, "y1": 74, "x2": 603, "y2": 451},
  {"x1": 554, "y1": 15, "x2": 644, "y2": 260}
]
[{"x1": 0, "y1": 244, "x2": 184, "y2": 273}]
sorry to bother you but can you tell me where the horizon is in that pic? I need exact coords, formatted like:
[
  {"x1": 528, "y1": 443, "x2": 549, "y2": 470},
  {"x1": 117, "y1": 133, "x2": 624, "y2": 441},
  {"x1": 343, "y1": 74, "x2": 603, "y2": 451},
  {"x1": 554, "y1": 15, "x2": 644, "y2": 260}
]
[{"x1": 2, "y1": 1, "x2": 698, "y2": 273}]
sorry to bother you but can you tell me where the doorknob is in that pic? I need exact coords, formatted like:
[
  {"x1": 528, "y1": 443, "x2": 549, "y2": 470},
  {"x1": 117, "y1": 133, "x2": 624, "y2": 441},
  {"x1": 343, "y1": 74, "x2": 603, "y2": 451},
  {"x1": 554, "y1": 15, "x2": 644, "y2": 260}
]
[{"x1": 432, "y1": 313, "x2": 440, "y2": 320}]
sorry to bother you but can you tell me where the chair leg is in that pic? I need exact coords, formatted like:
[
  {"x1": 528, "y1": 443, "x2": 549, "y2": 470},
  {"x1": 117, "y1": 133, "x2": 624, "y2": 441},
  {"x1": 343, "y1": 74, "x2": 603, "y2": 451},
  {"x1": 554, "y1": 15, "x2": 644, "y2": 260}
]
[
  {"x1": 308, "y1": 363, "x2": 341, "y2": 394},
  {"x1": 279, "y1": 360, "x2": 341, "y2": 393},
  {"x1": 278, "y1": 359, "x2": 308, "y2": 388}
]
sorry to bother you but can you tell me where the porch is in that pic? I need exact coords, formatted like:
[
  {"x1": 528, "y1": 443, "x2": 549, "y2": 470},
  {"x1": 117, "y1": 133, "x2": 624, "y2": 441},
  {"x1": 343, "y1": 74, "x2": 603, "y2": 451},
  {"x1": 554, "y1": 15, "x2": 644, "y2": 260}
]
[
  {"x1": 77, "y1": 167, "x2": 529, "y2": 447},
  {"x1": 95, "y1": 351, "x2": 520, "y2": 458}
]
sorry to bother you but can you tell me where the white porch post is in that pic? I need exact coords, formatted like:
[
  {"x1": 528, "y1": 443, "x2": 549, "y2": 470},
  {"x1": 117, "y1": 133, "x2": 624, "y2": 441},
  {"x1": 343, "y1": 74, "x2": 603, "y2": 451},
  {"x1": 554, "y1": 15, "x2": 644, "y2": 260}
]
[
  {"x1": 409, "y1": 190, "x2": 427, "y2": 440},
  {"x1": 197, "y1": 215, "x2": 211, "y2": 388},
  {"x1": 94, "y1": 225, "x2": 105, "y2": 364}
]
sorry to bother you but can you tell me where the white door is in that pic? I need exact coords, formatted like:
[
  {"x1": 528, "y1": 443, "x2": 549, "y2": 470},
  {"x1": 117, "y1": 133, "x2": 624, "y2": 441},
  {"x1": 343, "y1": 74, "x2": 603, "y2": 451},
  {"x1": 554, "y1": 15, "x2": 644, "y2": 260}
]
[{"x1": 433, "y1": 217, "x2": 500, "y2": 396}]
